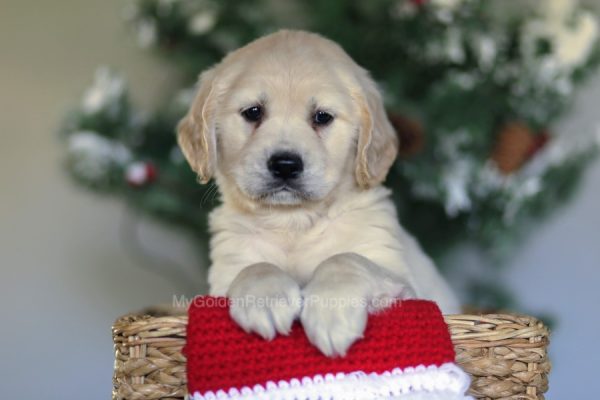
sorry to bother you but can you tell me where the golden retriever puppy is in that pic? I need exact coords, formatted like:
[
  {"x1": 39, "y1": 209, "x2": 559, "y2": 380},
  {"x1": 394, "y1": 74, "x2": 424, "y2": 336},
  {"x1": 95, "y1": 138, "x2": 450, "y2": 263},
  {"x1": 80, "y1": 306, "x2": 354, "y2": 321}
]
[{"x1": 178, "y1": 30, "x2": 460, "y2": 357}]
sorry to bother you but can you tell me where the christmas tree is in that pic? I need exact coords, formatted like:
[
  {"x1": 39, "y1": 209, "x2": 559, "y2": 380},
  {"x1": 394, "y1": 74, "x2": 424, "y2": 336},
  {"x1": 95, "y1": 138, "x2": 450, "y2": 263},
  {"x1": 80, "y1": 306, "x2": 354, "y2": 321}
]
[{"x1": 61, "y1": 0, "x2": 600, "y2": 307}]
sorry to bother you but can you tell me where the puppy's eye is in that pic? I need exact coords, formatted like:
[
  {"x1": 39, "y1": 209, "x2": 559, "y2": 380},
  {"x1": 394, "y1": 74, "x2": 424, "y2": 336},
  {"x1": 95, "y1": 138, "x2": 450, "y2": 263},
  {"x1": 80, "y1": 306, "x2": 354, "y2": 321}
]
[
  {"x1": 313, "y1": 110, "x2": 334, "y2": 126},
  {"x1": 241, "y1": 105, "x2": 263, "y2": 123}
]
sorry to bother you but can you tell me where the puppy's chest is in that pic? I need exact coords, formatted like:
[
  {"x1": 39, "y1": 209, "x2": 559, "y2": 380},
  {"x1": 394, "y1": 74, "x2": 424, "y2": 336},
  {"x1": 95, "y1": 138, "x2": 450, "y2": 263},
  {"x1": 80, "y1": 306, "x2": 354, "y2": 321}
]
[{"x1": 257, "y1": 217, "x2": 363, "y2": 282}]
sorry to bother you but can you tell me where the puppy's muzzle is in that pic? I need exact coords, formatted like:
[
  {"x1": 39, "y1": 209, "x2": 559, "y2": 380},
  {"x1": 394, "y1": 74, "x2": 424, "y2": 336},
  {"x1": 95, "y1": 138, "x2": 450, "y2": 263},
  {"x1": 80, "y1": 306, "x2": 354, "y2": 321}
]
[{"x1": 267, "y1": 151, "x2": 304, "y2": 181}]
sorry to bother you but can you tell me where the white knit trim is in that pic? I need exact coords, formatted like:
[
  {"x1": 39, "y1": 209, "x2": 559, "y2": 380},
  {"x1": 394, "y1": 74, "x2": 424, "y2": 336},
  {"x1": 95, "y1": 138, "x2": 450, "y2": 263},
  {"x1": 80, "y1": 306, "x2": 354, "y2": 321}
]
[{"x1": 189, "y1": 363, "x2": 472, "y2": 400}]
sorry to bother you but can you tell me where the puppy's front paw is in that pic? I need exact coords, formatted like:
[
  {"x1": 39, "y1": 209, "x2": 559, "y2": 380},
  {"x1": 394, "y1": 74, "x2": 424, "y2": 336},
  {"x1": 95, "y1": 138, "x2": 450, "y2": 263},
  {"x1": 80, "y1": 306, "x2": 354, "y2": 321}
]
[
  {"x1": 300, "y1": 286, "x2": 368, "y2": 357},
  {"x1": 227, "y1": 263, "x2": 302, "y2": 340}
]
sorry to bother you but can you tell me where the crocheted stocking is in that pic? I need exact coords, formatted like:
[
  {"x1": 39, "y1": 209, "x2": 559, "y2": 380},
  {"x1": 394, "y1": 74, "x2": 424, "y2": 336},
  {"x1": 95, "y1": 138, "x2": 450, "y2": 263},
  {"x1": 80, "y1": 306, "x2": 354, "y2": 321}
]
[{"x1": 185, "y1": 297, "x2": 472, "y2": 400}]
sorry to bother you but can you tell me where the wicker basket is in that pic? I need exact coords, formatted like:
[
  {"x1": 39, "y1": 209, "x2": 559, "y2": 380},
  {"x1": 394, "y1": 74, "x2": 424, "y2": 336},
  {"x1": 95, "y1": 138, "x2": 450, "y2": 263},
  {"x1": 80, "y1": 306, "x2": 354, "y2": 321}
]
[{"x1": 113, "y1": 310, "x2": 550, "y2": 400}]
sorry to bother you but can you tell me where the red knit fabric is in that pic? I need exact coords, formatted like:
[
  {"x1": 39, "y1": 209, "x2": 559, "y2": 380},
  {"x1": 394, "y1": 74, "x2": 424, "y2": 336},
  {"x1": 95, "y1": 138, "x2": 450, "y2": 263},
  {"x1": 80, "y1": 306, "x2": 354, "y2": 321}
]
[{"x1": 185, "y1": 297, "x2": 455, "y2": 395}]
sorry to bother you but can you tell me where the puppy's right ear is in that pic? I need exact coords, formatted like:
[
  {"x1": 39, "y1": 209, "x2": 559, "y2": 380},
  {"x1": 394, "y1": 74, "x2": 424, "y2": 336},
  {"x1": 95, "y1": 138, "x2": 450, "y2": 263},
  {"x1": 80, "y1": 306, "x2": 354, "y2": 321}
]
[{"x1": 177, "y1": 68, "x2": 218, "y2": 184}]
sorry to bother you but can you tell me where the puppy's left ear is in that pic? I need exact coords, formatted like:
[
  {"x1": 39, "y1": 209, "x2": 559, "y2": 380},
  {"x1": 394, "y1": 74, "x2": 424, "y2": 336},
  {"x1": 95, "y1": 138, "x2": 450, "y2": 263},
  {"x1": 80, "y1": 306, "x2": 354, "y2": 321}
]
[
  {"x1": 177, "y1": 68, "x2": 218, "y2": 184},
  {"x1": 354, "y1": 71, "x2": 399, "y2": 189}
]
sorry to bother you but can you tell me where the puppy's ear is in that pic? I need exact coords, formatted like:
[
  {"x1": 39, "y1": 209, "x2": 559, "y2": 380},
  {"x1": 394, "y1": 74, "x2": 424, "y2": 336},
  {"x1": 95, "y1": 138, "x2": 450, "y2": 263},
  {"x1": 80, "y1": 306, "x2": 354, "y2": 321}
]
[
  {"x1": 354, "y1": 71, "x2": 399, "y2": 189},
  {"x1": 177, "y1": 68, "x2": 218, "y2": 184}
]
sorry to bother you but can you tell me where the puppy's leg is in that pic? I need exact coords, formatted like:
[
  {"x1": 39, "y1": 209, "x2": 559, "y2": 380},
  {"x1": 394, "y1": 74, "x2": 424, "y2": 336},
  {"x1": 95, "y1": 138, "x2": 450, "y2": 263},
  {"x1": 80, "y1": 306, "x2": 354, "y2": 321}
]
[
  {"x1": 301, "y1": 253, "x2": 414, "y2": 357},
  {"x1": 227, "y1": 262, "x2": 302, "y2": 340}
]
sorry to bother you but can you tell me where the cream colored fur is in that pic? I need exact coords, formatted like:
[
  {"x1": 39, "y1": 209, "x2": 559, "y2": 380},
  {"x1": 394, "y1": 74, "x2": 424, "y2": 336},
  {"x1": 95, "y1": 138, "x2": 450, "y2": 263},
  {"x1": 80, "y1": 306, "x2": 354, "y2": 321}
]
[{"x1": 178, "y1": 30, "x2": 460, "y2": 357}]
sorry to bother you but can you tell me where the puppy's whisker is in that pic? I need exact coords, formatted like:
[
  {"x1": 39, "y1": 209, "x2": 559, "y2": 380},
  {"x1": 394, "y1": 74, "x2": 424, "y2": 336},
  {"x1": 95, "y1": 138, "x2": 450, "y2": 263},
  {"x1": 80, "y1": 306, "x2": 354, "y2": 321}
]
[
  {"x1": 209, "y1": 185, "x2": 220, "y2": 204},
  {"x1": 207, "y1": 184, "x2": 219, "y2": 204},
  {"x1": 200, "y1": 182, "x2": 218, "y2": 206},
  {"x1": 199, "y1": 184, "x2": 212, "y2": 205}
]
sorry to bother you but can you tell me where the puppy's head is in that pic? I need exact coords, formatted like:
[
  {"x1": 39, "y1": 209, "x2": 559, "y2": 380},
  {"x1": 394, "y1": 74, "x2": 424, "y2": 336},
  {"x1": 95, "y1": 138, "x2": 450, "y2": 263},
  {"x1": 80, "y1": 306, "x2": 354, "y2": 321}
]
[{"x1": 178, "y1": 30, "x2": 398, "y2": 209}]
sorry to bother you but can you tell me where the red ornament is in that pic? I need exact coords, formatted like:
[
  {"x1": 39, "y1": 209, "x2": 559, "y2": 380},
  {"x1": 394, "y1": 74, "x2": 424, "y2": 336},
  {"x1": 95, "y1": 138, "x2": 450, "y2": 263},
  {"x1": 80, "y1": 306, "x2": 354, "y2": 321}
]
[
  {"x1": 125, "y1": 161, "x2": 158, "y2": 187},
  {"x1": 411, "y1": 0, "x2": 427, "y2": 6}
]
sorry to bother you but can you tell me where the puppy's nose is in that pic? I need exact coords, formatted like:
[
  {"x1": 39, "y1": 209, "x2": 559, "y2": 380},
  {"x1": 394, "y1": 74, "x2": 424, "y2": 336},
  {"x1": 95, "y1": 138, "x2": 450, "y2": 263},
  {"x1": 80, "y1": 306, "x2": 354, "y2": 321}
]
[{"x1": 267, "y1": 152, "x2": 304, "y2": 180}]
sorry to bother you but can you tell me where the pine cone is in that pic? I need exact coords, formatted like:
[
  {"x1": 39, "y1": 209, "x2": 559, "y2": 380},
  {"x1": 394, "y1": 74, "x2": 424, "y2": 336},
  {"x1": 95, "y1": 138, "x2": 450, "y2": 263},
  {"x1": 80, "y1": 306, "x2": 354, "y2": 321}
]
[
  {"x1": 491, "y1": 122, "x2": 535, "y2": 174},
  {"x1": 388, "y1": 113, "x2": 425, "y2": 158}
]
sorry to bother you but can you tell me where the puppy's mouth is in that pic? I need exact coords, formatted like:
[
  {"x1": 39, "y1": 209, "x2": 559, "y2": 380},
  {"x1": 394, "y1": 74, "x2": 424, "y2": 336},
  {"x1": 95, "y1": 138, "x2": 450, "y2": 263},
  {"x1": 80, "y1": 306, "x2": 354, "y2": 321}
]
[{"x1": 258, "y1": 183, "x2": 310, "y2": 205}]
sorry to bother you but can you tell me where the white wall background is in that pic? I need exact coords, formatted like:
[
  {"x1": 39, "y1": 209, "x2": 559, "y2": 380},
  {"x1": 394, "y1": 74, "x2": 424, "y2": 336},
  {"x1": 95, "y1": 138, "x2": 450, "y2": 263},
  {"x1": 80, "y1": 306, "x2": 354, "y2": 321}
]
[{"x1": 0, "y1": 0, "x2": 598, "y2": 398}]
